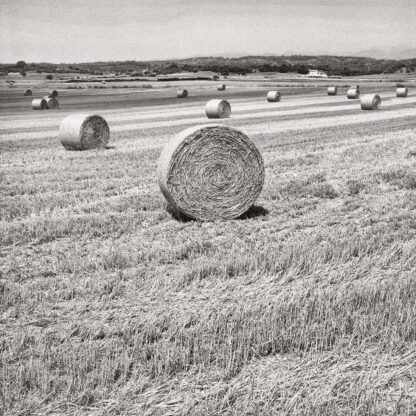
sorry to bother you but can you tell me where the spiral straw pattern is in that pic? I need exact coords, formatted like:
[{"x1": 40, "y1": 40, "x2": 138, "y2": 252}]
[
  {"x1": 59, "y1": 114, "x2": 110, "y2": 150},
  {"x1": 157, "y1": 125, "x2": 265, "y2": 221},
  {"x1": 44, "y1": 96, "x2": 60, "y2": 109}
]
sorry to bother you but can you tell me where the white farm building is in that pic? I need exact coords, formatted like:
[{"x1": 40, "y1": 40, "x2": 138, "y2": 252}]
[{"x1": 308, "y1": 69, "x2": 328, "y2": 78}]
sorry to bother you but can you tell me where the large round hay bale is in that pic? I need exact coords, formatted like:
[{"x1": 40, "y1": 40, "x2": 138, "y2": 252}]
[
  {"x1": 217, "y1": 84, "x2": 226, "y2": 91},
  {"x1": 177, "y1": 89, "x2": 188, "y2": 98},
  {"x1": 157, "y1": 125, "x2": 265, "y2": 221},
  {"x1": 396, "y1": 87, "x2": 408, "y2": 97},
  {"x1": 49, "y1": 90, "x2": 58, "y2": 98},
  {"x1": 43, "y1": 96, "x2": 60, "y2": 109},
  {"x1": 205, "y1": 99, "x2": 231, "y2": 119},
  {"x1": 327, "y1": 86, "x2": 337, "y2": 96},
  {"x1": 59, "y1": 114, "x2": 110, "y2": 150},
  {"x1": 360, "y1": 94, "x2": 381, "y2": 110},
  {"x1": 347, "y1": 88, "x2": 360, "y2": 99},
  {"x1": 32, "y1": 98, "x2": 47, "y2": 110},
  {"x1": 23, "y1": 89, "x2": 32, "y2": 96},
  {"x1": 267, "y1": 91, "x2": 281, "y2": 102}
]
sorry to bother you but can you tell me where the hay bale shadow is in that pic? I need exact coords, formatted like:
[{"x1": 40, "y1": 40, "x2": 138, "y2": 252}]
[{"x1": 167, "y1": 204, "x2": 268, "y2": 222}]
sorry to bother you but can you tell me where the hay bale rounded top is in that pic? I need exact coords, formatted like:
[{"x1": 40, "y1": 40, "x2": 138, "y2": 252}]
[
  {"x1": 157, "y1": 124, "x2": 265, "y2": 221},
  {"x1": 59, "y1": 114, "x2": 110, "y2": 150},
  {"x1": 396, "y1": 87, "x2": 408, "y2": 97},
  {"x1": 327, "y1": 86, "x2": 337, "y2": 96},
  {"x1": 205, "y1": 99, "x2": 231, "y2": 119},
  {"x1": 360, "y1": 94, "x2": 381, "y2": 110},
  {"x1": 49, "y1": 90, "x2": 58, "y2": 98},
  {"x1": 177, "y1": 89, "x2": 188, "y2": 98},
  {"x1": 267, "y1": 91, "x2": 281, "y2": 102},
  {"x1": 217, "y1": 84, "x2": 226, "y2": 91},
  {"x1": 24, "y1": 89, "x2": 32, "y2": 96},
  {"x1": 32, "y1": 98, "x2": 47, "y2": 110}
]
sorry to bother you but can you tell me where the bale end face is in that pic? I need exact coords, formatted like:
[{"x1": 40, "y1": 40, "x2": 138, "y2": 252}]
[
  {"x1": 24, "y1": 89, "x2": 32, "y2": 96},
  {"x1": 43, "y1": 96, "x2": 60, "y2": 109},
  {"x1": 267, "y1": 91, "x2": 281, "y2": 102},
  {"x1": 157, "y1": 125, "x2": 265, "y2": 221},
  {"x1": 59, "y1": 114, "x2": 110, "y2": 150},
  {"x1": 217, "y1": 84, "x2": 226, "y2": 91},
  {"x1": 360, "y1": 94, "x2": 381, "y2": 110},
  {"x1": 205, "y1": 99, "x2": 231, "y2": 119},
  {"x1": 49, "y1": 90, "x2": 58, "y2": 98}
]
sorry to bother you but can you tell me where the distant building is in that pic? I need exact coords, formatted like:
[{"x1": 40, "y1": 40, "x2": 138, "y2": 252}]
[{"x1": 308, "y1": 69, "x2": 328, "y2": 78}]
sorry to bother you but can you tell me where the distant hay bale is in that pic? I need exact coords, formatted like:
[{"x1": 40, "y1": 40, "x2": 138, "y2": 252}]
[
  {"x1": 267, "y1": 91, "x2": 281, "y2": 102},
  {"x1": 205, "y1": 99, "x2": 231, "y2": 118},
  {"x1": 49, "y1": 90, "x2": 58, "y2": 98},
  {"x1": 157, "y1": 124, "x2": 265, "y2": 221},
  {"x1": 347, "y1": 87, "x2": 360, "y2": 99},
  {"x1": 59, "y1": 114, "x2": 110, "y2": 150},
  {"x1": 176, "y1": 89, "x2": 188, "y2": 98},
  {"x1": 43, "y1": 96, "x2": 60, "y2": 109},
  {"x1": 31, "y1": 98, "x2": 47, "y2": 110},
  {"x1": 360, "y1": 94, "x2": 381, "y2": 110},
  {"x1": 23, "y1": 89, "x2": 32, "y2": 96},
  {"x1": 396, "y1": 87, "x2": 408, "y2": 97},
  {"x1": 217, "y1": 84, "x2": 226, "y2": 91},
  {"x1": 327, "y1": 86, "x2": 337, "y2": 96}
]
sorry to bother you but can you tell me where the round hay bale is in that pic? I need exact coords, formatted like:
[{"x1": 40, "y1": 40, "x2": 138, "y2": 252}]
[
  {"x1": 217, "y1": 84, "x2": 226, "y2": 91},
  {"x1": 327, "y1": 86, "x2": 337, "y2": 96},
  {"x1": 177, "y1": 89, "x2": 188, "y2": 98},
  {"x1": 267, "y1": 91, "x2": 281, "y2": 102},
  {"x1": 347, "y1": 88, "x2": 360, "y2": 99},
  {"x1": 360, "y1": 94, "x2": 381, "y2": 110},
  {"x1": 59, "y1": 114, "x2": 110, "y2": 151},
  {"x1": 23, "y1": 89, "x2": 32, "y2": 96},
  {"x1": 396, "y1": 87, "x2": 408, "y2": 97},
  {"x1": 49, "y1": 90, "x2": 58, "y2": 98},
  {"x1": 157, "y1": 124, "x2": 265, "y2": 221},
  {"x1": 43, "y1": 96, "x2": 60, "y2": 109},
  {"x1": 205, "y1": 99, "x2": 231, "y2": 119},
  {"x1": 32, "y1": 98, "x2": 47, "y2": 110}
]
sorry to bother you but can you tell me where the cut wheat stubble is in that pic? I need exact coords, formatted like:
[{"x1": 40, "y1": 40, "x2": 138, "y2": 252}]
[{"x1": 157, "y1": 125, "x2": 265, "y2": 221}]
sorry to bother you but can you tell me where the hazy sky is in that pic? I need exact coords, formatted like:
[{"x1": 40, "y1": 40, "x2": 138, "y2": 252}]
[{"x1": 0, "y1": 0, "x2": 415, "y2": 63}]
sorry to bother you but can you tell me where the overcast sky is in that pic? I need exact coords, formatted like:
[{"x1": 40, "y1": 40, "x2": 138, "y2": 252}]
[{"x1": 0, "y1": 0, "x2": 415, "y2": 63}]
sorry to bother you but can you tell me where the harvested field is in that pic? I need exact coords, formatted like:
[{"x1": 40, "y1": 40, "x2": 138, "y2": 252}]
[{"x1": 1, "y1": 77, "x2": 416, "y2": 416}]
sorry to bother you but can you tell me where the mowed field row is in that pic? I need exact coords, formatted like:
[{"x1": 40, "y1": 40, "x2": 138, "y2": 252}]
[{"x1": 1, "y1": 82, "x2": 416, "y2": 415}]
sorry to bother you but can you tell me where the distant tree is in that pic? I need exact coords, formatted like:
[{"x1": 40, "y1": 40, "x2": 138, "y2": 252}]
[
  {"x1": 45, "y1": 74, "x2": 53, "y2": 80},
  {"x1": 297, "y1": 65, "x2": 309, "y2": 75},
  {"x1": 20, "y1": 71, "x2": 27, "y2": 77},
  {"x1": 36, "y1": 69, "x2": 42, "y2": 74},
  {"x1": 16, "y1": 60, "x2": 26, "y2": 68}
]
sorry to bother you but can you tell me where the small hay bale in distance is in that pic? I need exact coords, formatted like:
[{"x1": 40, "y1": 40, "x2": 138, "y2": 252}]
[
  {"x1": 23, "y1": 89, "x2": 32, "y2": 96},
  {"x1": 32, "y1": 98, "x2": 47, "y2": 110},
  {"x1": 157, "y1": 124, "x2": 265, "y2": 221},
  {"x1": 59, "y1": 114, "x2": 110, "y2": 150},
  {"x1": 49, "y1": 90, "x2": 58, "y2": 98},
  {"x1": 205, "y1": 99, "x2": 231, "y2": 119},
  {"x1": 43, "y1": 96, "x2": 60, "y2": 109},
  {"x1": 267, "y1": 91, "x2": 281, "y2": 102},
  {"x1": 217, "y1": 84, "x2": 226, "y2": 91},
  {"x1": 396, "y1": 87, "x2": 408, "y2": 97},
  {"x1": 360, "y1": 94, "x2": 381, "y2": 110},
  {"x1": 327, "y1": 86, "x2": 337, "y2": 96},
  {"x1": 347, "y1": 87, "x2": 360, "y2": 99},
  {"x1": 177, "y1": 89, "x2": 188, "y2": 98}
]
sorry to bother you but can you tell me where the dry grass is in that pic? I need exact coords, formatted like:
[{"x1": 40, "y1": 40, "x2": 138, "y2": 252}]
[{"x1": 1, "y1": 79, "x2": 416, "y2": 415}]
